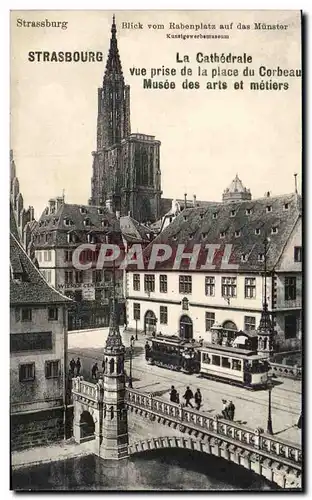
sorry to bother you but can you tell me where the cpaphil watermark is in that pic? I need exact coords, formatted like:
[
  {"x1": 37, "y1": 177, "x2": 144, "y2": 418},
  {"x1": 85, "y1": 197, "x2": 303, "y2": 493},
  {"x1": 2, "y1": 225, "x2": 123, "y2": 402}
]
[{"x1": 72, "y1": 243, "x2": 239, "y2": 271}]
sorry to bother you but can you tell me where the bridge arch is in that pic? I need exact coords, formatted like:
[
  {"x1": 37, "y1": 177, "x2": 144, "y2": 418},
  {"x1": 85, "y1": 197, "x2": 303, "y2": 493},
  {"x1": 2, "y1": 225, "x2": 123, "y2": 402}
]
[{"x1": 79, "y1": 410, "x2": 95, "y2": 442}]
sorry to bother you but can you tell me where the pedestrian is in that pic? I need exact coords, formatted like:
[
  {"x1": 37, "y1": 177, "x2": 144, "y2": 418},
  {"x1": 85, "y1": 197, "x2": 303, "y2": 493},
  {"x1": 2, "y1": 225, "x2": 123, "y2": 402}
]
[
  {"x1": 199, "y1": 336, "x2": 204, "y2": 347},
  {"x1": 76, "y1": 358, "x2": 81, "y2": 376},
  {"x1": 194, "y1": 388, "x2": 202, "y2": 411},
  {"x1": 145, "y1": 341, "x2": 151, "y2": 361},
  {"x1": 222, "y1": 399, "x2": 228, "y2": 419},
  {"x1": 102, "y1": 359, "x2": 106, "y2": 372},
  {"x1": 176, "y1": 392, "x2": 180, "y2": 404},
  {"x1": 91, "y1": 362, "x2": 98, "y2": 380},
  {"x1": 170, "y1": 385, "x2": 178, "y2": 403},
  {"x1": 69, "y1": 358, "x2": 76, "y2": 376},
  {"x1": 296, "y1": 413, "x2": 302, "y2": 429},
  {"x1": 183, "y1": 386, "x2": 194, "y2": 408},
  {"x1": 227, "y1": 400, "x2": 235, "y2": 421}
]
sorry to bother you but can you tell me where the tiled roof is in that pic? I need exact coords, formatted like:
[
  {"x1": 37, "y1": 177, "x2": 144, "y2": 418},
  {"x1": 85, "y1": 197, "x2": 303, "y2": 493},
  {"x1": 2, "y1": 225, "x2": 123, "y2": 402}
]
[
  {"x1": 120, "y1": 216, "x2": 153, "y2": 243},
  {"x1": 10, "y1": 232, "x2": 72, "y2": 305},
  {"x1": 141, "y1": 193, "x2": 301, "y2": 272},
  {"x1": 10, "y1": 203, "x2": 20, "y2": 242}
]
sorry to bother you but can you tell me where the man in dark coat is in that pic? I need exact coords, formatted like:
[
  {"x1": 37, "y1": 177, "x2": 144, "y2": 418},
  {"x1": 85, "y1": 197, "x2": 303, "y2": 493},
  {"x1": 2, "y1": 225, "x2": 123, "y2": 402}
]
[
  {"x1": 183, "y1": 386, "x2": 194, "y2": 408},
  {"x1": 91, "y1": 362, "x2": 98, "y2": 380},
  {"x1": 227, "y1": 400, "x2": 235, "y2": 421},
  {"x1": 194, "y1": 389, "x2": 202, "y2": 411},
  {"x1": 76, "y1": 358, "x2": 81, "y2": 376},
  {"x1": 170, "y1": 385, "x2": 178, "y2": 403},
  {"x1": 69, "y1": 358, "x2": 76, "y2": 376}
]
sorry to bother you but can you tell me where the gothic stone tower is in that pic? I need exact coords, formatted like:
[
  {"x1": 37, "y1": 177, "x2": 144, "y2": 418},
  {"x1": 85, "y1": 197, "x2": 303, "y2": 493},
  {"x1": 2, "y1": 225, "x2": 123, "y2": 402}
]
[
  {"x1": 90, "y1": 16, "x2": 162, "y2": 223},
  {"x1": 100, "y1": 298, "x2": 129, "y2": 460}
]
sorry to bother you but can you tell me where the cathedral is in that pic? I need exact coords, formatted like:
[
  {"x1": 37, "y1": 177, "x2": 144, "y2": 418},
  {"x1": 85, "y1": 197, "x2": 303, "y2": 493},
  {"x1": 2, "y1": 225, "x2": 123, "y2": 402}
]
[{"x1": 89, "y1": 17, "x2": 162, "y2": 223}]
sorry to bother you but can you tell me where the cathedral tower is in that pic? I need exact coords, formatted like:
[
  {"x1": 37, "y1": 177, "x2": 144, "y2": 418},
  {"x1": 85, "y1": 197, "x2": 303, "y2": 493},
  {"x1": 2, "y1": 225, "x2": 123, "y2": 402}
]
[{"x1": 90, "y1": 17, "x2": 162, "y2": 223}]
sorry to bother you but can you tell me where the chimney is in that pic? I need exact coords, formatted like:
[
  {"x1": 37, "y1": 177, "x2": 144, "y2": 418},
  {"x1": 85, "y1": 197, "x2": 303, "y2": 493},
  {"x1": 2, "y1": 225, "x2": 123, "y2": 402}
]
[
  {"x1": 56, "y1": 196, "x2": 63, "y2": 211},
  {"x1": 116, "y1": 210, "x2": 120, "y2": 219},
  {"x1": 184, "y1": 193, "x2": 187, "y2": 210},
  {"x1": 49, "y1": 199, "x2": 56, "y2": 214},
  {"x1": 294, "y1": 173, "x2": 298, "y2": 194},
  {"x1": 193, "y1": 194, "x2": 197, "y2": 207},
  {"x1": 265, "y1": 191, "x2": 271, "y2": 198}
]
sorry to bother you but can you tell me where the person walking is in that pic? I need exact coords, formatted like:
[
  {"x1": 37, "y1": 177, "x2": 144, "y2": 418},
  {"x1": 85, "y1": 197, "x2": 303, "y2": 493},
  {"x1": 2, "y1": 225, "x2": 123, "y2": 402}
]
[
  {"x1": 194, "y1": 388, "x2": 202, "y2": 411},
  {"x1": 69, "y1": 358, "x2": 76, "y2": 376},
  {"x1": 176, "y1": 392, "x2": 180, "y2": 404},
  {"x1": 183, "y1": 386, "x2": 194, "y2": 408},
  {"x1": 222, "y1": 399, "x2": 228, "y2": 419},
  {"x1": 91, "y1": 362, "x2": 98, "y2": 380},
  {"x1": 227, "y1": 400, "x2": 235, "y2": 421},
  {"x1": 76, "y1": 358, "x2": 81, "y2": 376},
  {"x1": 170, "y1": 385, "x2": 178, "y2": 403}
]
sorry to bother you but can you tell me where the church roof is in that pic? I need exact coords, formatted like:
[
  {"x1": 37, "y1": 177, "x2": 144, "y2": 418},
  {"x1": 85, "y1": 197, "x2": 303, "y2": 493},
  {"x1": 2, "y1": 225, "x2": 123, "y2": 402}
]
[
  {"x1": 139, "y1": 193, "x2": 301, "y2": 272},
  {"x1": 223, "y1": 174, "x2": 250, "y2": 195},
  {"x1": 10, "y1": 232, "x2": 72, "y2": 306}
]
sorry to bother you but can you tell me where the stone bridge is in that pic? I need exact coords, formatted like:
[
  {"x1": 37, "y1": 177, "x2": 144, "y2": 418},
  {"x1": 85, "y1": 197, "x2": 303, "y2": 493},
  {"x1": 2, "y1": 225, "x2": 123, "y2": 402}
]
[{"x1": 72, "y1": 379, "x2": 302, "y2": 490}]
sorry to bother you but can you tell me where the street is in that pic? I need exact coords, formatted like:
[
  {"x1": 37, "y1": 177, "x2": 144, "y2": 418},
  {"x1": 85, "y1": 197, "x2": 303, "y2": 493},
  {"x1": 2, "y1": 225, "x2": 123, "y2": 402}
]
[{"x1": 68, "y1": 327, "x2": 302, "y2": 444}]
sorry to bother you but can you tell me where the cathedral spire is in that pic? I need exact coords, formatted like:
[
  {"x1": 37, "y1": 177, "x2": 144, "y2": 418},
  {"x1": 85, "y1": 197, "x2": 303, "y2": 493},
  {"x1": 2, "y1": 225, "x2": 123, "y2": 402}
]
[{"x1": 104, "y1": 15, "x2": 123, "y2": 78}]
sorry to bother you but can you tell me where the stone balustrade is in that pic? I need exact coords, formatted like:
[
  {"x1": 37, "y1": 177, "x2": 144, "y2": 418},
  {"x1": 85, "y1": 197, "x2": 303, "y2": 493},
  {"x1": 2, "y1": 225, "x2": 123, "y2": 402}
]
[
  {"x1": 270, "y1": 362, "x2": 302, "y2": 380},
  {"x1": 72, "y1": 377, "x2": 103, "y2": 403},
  {"x1": 126, "y1": 388, "x2": 302, "y2": 469}
]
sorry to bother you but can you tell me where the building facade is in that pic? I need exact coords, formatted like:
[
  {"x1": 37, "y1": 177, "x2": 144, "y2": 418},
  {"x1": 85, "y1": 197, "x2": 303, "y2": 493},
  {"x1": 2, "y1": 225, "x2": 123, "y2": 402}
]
[
  {"x1": 10, "y1": 206, "x2": 71, "y2": 450},
  {"x1": 126, "y1": 192, "x2": 302, "y2": 350},
  {"x1": 89, "y1": 17, "x2": 162, "y2": 223}
]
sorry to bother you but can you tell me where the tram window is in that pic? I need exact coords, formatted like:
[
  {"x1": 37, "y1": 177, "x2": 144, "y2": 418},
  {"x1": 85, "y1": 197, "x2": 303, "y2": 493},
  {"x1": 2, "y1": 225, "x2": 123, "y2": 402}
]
[
  {"x1": 212, "y1": 355, "x2": 220, "y2": 366},
  {"x1": 221, "y1": 357, "x2": 231, "y2": 369},
  {"x1": 202, "y1": 353, "x2": 210, "y2": 363},
  {"x1": 232, "y1": 359, "x2": 242, "y2": 371}
]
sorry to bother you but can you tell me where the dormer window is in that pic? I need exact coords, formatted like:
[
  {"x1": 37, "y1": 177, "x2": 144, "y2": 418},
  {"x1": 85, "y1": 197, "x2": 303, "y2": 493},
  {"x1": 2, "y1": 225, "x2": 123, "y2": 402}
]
[
  {"x1": 172, "y1": 235, "x2": 177, "y2": 241},
  {"x1": 64, "y1": 218, "x2": 72, "y2": 227},
  {"x1": 255, "y1": 228, "x2": 261, "y2": 235},
  {"x1": 87, "y1": 233, "x2": 96, "y2": 244},
  {"x1": 183, "y1": 215, "x2": 187, "y2": 221},
  {"x1": 246, "y1": 208, "x2": 252, "y2": 215},
  {"x1": 98, "y1": 208, "x2": 104, "y2": 215},
  {"x1": 102, "y1": 219, "x2": 108, "y2": 228},
  {"x1": 266, "y1": 205, "x2": 272, "y2": 213},
  {"x1": 258, "y1": 253, "x2": 265, "y2": 262},
  {"x1": 235, "y1": 230, "x2": 241, "y2": 238},
  {"x1": 241, "y1": 254, "x2": 248, "y2": 262},
  {"x1": 80, "y1": 206, "x2": 87, "y2": 214},
  {"x1": 201, "y1": 232, "x2": 207, "y2": 240},
  {"x1": 271, "y1": 227, "x2": 278, "y2": 234},
  {"x1": 212, "y1": 212, "x2": 218, "y2": 220},
  {"x1": 84, "y1": 218, "x2": 91, "y2": 226},
  {"x1": 220, "y1": 231, "x2": 225, "y2": 238},
  {"x1": 200, "y1": 213, "x2": 204, "y2": 220},
  {"x1": 284, "y1": 203, "x2": 289, "y2": 210},
  {"x1": 230, "y1": 210, "x2": 236, "y2": 217}
]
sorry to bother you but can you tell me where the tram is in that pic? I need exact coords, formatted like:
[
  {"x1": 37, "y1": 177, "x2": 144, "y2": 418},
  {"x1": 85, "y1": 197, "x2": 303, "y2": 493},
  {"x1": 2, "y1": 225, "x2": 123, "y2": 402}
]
[
  {"x1": 198, "y1": 344, "x2": 270, "y2": 389},
  {"x1": 145, "y1": 334, "x2": 200, "y2": 374}
]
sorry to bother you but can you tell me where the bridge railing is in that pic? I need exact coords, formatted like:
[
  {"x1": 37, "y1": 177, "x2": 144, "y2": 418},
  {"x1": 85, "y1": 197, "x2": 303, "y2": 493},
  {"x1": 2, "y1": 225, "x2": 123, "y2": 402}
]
[
  {"x1": 270, "y1": 362, "x2": 302, "y2": 380},
  {"x1": 126, "y1": 388, "x2": 302, "y2": 466},
  {"x1": 72, "y1": 377, "x2": 102, "y2": 402}
]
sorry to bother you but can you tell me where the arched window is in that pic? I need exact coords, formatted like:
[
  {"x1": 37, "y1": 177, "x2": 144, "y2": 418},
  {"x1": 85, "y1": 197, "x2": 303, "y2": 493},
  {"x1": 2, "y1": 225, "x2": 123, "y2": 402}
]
[
  {"x1": 117, "y1": 357, "x2": 123, "y2": 374},
  {"x1": 109, "y1": 358, "x2": 115, "y2": 374},
  {"x1": 110, "y1": 406, "x2": 114, "y2": 420}
]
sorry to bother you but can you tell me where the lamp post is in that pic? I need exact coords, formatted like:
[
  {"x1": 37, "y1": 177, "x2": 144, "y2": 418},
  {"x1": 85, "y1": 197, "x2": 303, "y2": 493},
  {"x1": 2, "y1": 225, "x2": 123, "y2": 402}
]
[
  {"x1": 267, "y1": 376, "x2": 274, "y2": 435},
  {"x1": 128, "y1": 335, "x2": 135, "y2": 388},
  {"x1": 135, "y1": 319, "x2": 138, "y2": 341}
]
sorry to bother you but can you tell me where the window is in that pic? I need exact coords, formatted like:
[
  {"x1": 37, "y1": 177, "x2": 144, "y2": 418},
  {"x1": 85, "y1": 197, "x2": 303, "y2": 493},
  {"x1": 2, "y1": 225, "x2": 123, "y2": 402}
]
[
  {"x1": 230, "y1": 210, "x2": 236, "y2": 217},
  {"x1": 84, "y1": 218, "x2": 91, "y2": 226},
  {"x1": 222, "y1": 357, "x2": 231, "y2": 369},
  {"x1": 159, "y1": 275, "x2": 167, "y2": 293},
  {"x1": 211, "y1": 355, "x2": 220, "y2": 366},
  {"x1": 179, "y1": 275, "x2": 192, "y2": 294},
  {"x1": 144, "y1": 274, "x2": 155, "y2": 293},
  {"x1": 65, "y1": 250, "x2": 73, "y2": 262},
  {"x1": 205, "y1": 312, "x2": 215, "y2": 331},
  {"x1": 44, "y1": 250, "x2": 51, "y2": 261},
  {"x1": 235, "y1": 230, "x2": 241, "y2": 237},
  {"x1": 245, "y1": 277, "x2": 256, "y2": 298},
  {"x1": 19, "y1": 363, "x2": 35, "y2": 382},
  {"x1": 294, "y1": 246, "x2": 302, "y2": 263},
  {"x1": 241, "y1": 254, "x2": 248, "y2": 262},
  {"x1": 133, "y1": 274, "x2": 140, "y2": 291},
  {"x1": 182, "y1": 297, "x2": 189, "y2": 310},
  {"x1": 284, "y1": 314, "x2": 297, "y2": 339},
  {"x1": 21, "y1": 308, "x2": 32, "y2": 322},
  {"x1": 133, "y1": 303, "x2": 140, "y2": 320},
  {"x1": 41, "y1": 269, "x2": 52, "y2": 283},
  {"x1": 220, "y1": 231, "x2": 225, "y2": 238},
  {"x1": 255, "y1": 228, "x2": 261, "y2": 235},
  {"x1": 205, "y1": 277, "x2": 215, "y2": 296},
  {"x1": 65, "y1": 271, "x2": 73, "y2": 284},
  {"x1": 45, "y1": 360, "x2": 60, "y2": 379},
  {"x1": 160, "y1": 306, "x2": 168, "y2": 324},
  {"x1": 212, "y1": 212, "x2": 218, "y2": 219},
  {"x1": 271, "y1": 227, "x2": 278, "y2": 234},
  {"x1": 10, "y1": 332, "x2": 52, "y2": 352},
  {"x1": 244, "y1": 316, "x2": 256, "y2": 332},
  {"x1": 246, "y1": 208, "x2": 252, "y2": 215},
  {"x1": 93, "y1": 270, "x2": 102, "y2": 283},
  {"x1": 232, "y1": 359, "x2": 242, "y2": 371},
  {"x1": 75, "y1": 270, "x2": 83, "y2": 284},
  {"x1": 64, "y1": 218, "x2": 72, "y2": 227},
  {"x1": 285, "y1": 277, "x2": 296, "y2": 301},
  {"x1": 221, "y1": 277, "x2": 237, "y2": 297},
  {"x1": 258, "y1": 253, "x2": 264, "y2": 262},
  {"x1": 48, "y1": 307, "x2": 58, "y2": 321},
  {"x1": 284, "y1": 203, "x2": 289, "y2": 210},
  {"x1": 36, "y1": 251, "x2": 42, "y2": 262},
  {"x1": 266, "y1": 206, "x2": 272, "y2": 213},
  {"x1": 79, "y1": 206, "x2": 87, "y2": 214}
]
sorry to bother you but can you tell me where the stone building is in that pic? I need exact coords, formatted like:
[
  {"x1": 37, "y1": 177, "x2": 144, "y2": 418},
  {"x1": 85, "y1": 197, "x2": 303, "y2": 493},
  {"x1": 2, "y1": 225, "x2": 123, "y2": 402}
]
[
  {"x1": 89, "y1": 17, "x2": 163, "y2": 223},
  {"x1": 125, "y1": 191, "x2": 302, "y2": 350},
  {"x1": 10, "y1": 204, "x2": 71, "y2": 450}
]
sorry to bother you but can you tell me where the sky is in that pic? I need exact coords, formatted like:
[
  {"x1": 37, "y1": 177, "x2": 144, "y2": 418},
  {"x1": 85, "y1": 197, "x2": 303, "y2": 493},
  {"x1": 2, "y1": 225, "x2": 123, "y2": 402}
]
[{"x1": 10, "y1": 10, "x2": 302, "y2": 218}]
